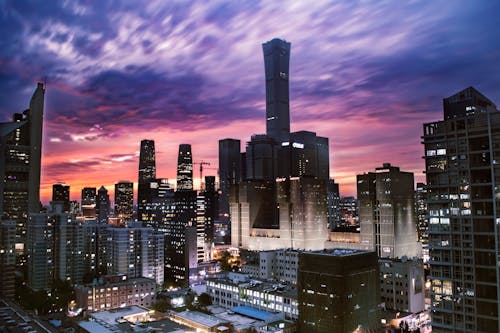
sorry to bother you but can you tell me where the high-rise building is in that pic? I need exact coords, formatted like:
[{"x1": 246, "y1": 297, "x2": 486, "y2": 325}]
[
  {"x1": 0, "y1": 83, "x2": 44, "y2": 247},
  {"x1": 423, "y1": 87, "x2": 500, "y2": 332},
  {"x1": 138, "y1": 139, "x2": 156, "y2": 221},
  {"x1": 231, "y1": 177, "x2": 328, "y2": 251},
  {"x1": 96, "y1": 186, "x2": 110, "y2": 224},
  {"x1": 245, "y1": 134, "x2": 277, "y2": 180},
  {"x1": 415, "y1": 182, "x2": 429, "y2": 261},
  {"x1": 358, "y1": 163, "x2": 419, "y2": 259},
  {"x1": 218, "y1": 138, "x2": 241, "y2": 220},
  {"x1": 339, "y1": 196, "x2": 359, "y2": 227},
  {"x1": 298, "y1": 249, "x2": 380, "y2": 333},
  {"x1": 106, "y1": 223, "x2": 164, "y2": 286},
  {"x1": 52, "y1": 182, "x2": 70, "y2": 212},
  {"x1": 141, "y1": 178, "x2": 175, "y2": 229},
  {"x1": 114, "y1": 181, "x2": 133, "y2": 222},
  {"x1": 263, "y1": 38, "x2": 291, "y2": 144},
  {"x1": 0, "y1": 220, "x2": 16, "y2": 298},
  {"x1": 176, "y1": 144, "x2": 193, "y2": 191},
  {"x1": 27, "y1": 204, "x2": 86, "y2": 291},
  {"x1": 81, "y1": 187, "x2": 96, "y2": 217},
  {"x1": 203, "y1": 176, "x2": 218, "y2": 246},
  {"x1": 164, "y1": 189, "x2": 197, "y2": 284},
  {"x1": 327, "y1": 179, "x2": 341, "y2": 230}
]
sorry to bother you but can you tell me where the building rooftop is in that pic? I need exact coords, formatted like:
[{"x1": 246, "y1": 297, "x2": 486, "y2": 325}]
[
  {"x1": 174, "y1": 310, "x2": 227, "y2": 328},
  {"x1": 208, "y1": 274, "x2": 297, "y2": 299},
  {"x1": 231, "y1": 306, "x2": 278, "y2": 321},
  {"x1": 90, "y1": 305, "x2": 152, "y2": 327},
  {"x1": 309, "y1": 248, "x2": 368, "y2": 256}
]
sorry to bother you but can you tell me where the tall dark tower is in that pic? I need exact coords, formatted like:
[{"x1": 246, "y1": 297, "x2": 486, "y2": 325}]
[
  {"x1": 218, "y1": 139, "x2": 241, "y2": 220},
  {"x1": 52, "y1": 183, "x2": 70, "y2": 212},
  {"x1": 114, "y1": 181, "x2": 133, "y2": 221},
  {"x1": 96, "y1": 186, "x2": 110, "y2": 224},
  {"x1": 176, "y1": 144, "x2": 193, "y2": 191},
  {"x1": 263, "y1": 38, "x2": 291, "y2": 144},
  {"x1": 138, "y1": 139, "x2": 156, "y2": 221},
  {"x1": 0, "y1": 82, "x2": 44, "y2": 246}
]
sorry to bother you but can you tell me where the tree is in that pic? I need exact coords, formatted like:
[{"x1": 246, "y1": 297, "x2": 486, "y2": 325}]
[{"x1": 198, "y1": 293, "x2": 212, "y2": 306}]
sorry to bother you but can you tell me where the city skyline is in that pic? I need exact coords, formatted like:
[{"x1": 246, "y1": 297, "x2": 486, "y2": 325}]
[{"x1": 1, "y1": 2, "x2": 500, "y2": 203}]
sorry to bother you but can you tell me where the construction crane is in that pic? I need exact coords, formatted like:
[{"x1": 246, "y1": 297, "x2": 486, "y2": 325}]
[{"x1": 193, "y1": 161, "x2": 210, "y2": 189}]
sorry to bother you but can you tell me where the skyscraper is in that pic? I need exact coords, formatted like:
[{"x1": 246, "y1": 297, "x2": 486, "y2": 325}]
[
  {"x1": 0, "y1": 82, "x2": 44, "y2": 246},
  {"x1": 423, "y1": 87, "x2": 500, "y2": 332},
  {"x1": 176, "y1": 144, "x2": 193, "y2": 191},
  {"x1": 358, "y1": 163, "x2": 419, "y2": 259},
  {"x1": 415, "y1": 183, "x2": 429, "y2": 261},
  {"x1": 218, "y1": 138, "x2": 241, "y2": 220},
  {"x1": 81, "y1": 187, "x2": 96, "y2": 217},
  {"x1": 52, "y1": 182, "x2": 70, "y2": 212},
  {"x1": 0, "y1": 220, "x2": 16, "y2": 298},
  {"x1": 96, "y1": 186, "x2": 110, "y2": 224},
  {"x1": 114, "y1": 181, "x2": 133, "y2": 222},
  {"x1": 138, "y1": 139, "x2": 156, "y2": 221},
  {"x1": 263, "y1": 38, "x2": 291, "y2": 144}
]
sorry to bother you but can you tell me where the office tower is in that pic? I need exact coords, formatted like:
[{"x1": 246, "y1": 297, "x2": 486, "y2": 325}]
[
  {"x1": 0, "y1": 83, "x2": 44, "y2": 246},
  {"x1": 81, "y1": 219, "x2": 109, "y2": 279},
  {"x1": 164, "y1": 189, "x2": 197, "y2": 284},
  {"x1": 423, "y1": 87, "x2": 500, "y2": 332},
  {"x1": 218, "y1": 139, "x2": 241, "y2": 220},
  {"x1": 176, "y1": 144, "x2": 193, "y2": 191},
  {"x1": 203, "y1": 176, "x2": 218, "y2": 246},
  {"x1": 0, "y1": 220, "x2": 16, "y2": 298},
  {"x1": 96, "y1": 186, "x2": 110, "y2": 224},
  {"x1": 81, "y1": 187, "x2": 96, "y2": 217},
  {"x1": 263, "y1": 38, "x2": 291, "y2": 144},
  {"x1": 245, "y1": 134, "x2": 277, "y2": 180},
  {"x1": 106, "y1": 223, "x2": 164, "y2": 286},
  {"x1": 114, "y1": 181, "x2": 133, "y2": 222},
  {"x1": 196, "y1": 192, "x2": 206, "y2": 263},
  {"x1": 142, "y1": 178, "x2": 175, "y2": 229},
  {"x1": 327, "y1": 179, "x2": 341, "y2": 230},
  {"x1": 52, "y1": 182, "x2": 70, "y2": 212},
  {"x1": 358, "y1": 163, "x2": 419, "y2": 259},
  {"x1": 339, "y1": 196, "x2": 359, "y2": 227},
  {"x1": 276, "y1": 177, "x2": 328, "y2": 250},
  {"x1": 138, "y1": 139, "x2": 156, "y2": 221},
  {"x1": 298, "y1": 249, "x2": 380, "y2": 333},
  {"x1": 278, "y1": 131, "x2": 330, "y2": 179},
  {"x1": 415, "y1": 183, "x2": 429, "y2": 261},
  {"x1": 231, "y1": 177, "x2": 328, "y2": 251}
]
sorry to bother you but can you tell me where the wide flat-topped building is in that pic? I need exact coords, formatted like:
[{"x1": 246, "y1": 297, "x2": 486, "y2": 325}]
[{"x1": 298, "y1": 249, "x2": 381, "y2": 333}]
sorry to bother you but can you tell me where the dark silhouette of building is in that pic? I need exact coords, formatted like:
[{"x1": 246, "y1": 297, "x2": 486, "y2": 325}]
[
  {"x1": 423, "y1": 87, "x2": 500, "y2": 332},
  {"x1": 114, "y1": 181, "x2": 133, "y2": 222},
  {"x1": 0, "y1": 83, "x2": 44, "y2": 246},
  {"x1": 298, "y1": 249, "x2": 380, "y2": 333},
  {"x1": 96, "y1": 186, "x2": 110, "y2": 224},
  {"x1": 138, "y1": 139, "x2": 156, "y2": 221},
  {"x1": 176, "y1": 144, "x2": 193, "y2": 191},
  {"x1": 218, "y1": 139, "x2": 241, "y2": 220},
  {"x1": 415, "y1": 183, "x2": 429, "y2": 261},
  {"x1": 52, "y1": 183, "x2": 70, "y2": 212},
  {"x1": 81, "y1": 187, "x2": 96, "y2": 217},
  {"x1": 263, "y1": 38, "x2": 291, "y2": 144}
]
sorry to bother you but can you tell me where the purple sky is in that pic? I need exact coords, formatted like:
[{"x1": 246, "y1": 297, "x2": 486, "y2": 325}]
[{"x1": 1, "y1": 1, "x2": 499, "y2": 202}]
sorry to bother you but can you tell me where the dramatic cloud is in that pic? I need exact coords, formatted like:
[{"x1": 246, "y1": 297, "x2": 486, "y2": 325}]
[{"x1": 1, "y1": 0, "x2": 499, "y2": 202}]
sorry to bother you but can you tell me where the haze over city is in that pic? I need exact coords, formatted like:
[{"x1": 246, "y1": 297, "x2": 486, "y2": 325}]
[{"x1": 1, "y1": 1, "x2": 499, "y2": 202}]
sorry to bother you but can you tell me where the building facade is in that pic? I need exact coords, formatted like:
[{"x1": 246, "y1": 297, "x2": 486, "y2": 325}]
[
  {"x1": 114, "y1": 181, "x2": 133, "y2": 222},
  {"x1": 298, "y1": 249, "x2": 380, "y2": 333},
  {"x1": 0, "y1": 83, "x2": 44, "y2": 247},
  {"x1": 423, "y1": 87, "x2": 500, "y2": 332}
]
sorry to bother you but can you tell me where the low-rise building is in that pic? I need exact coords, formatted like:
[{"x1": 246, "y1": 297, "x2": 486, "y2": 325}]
[
  {"x1": 75, "y1": 275, "x2": 156, "y2": 311},
  {"x1": 206, "y1": 272, "x2": 298, "y2": 319}
]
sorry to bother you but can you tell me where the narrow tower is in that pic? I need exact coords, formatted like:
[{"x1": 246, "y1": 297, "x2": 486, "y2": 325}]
[
  {"x1": 138, "y1": 139, "x2": 156, "y2": 220},
  {"x1": 176, "y1": 144, "x2": 193, "y2": 191},
  {"x1": 263, "y1": 38, "x2": 291, "y2": 144}
]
